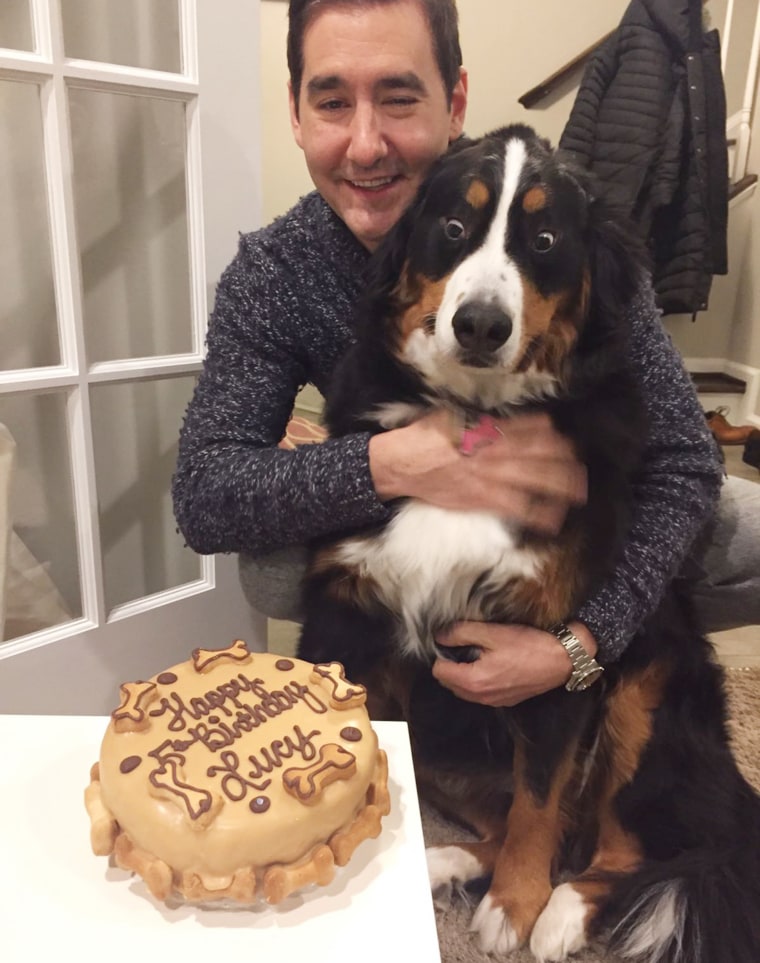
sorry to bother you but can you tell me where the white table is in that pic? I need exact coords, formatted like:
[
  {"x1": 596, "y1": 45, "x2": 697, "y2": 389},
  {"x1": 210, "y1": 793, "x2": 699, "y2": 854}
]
[{"x1": 1, "y1": 717, "x2": 440, "y2": 963}]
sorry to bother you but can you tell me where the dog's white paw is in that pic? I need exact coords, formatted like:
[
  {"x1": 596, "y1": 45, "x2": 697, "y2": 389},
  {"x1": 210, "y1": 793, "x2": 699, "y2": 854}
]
[
  {"x1": 426, "y1": 845, "x2": 483, "y2": 903},
  {"x1": 529, "y1": 883, "x2": 588, "y2": 962},
  {"x1": 470, "y1": 891, "x2": 521, "y2": 956}
]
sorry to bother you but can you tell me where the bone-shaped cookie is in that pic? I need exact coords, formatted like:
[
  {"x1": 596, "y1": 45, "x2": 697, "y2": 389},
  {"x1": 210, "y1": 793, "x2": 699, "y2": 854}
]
[
  {"x1": 112, "y1": 681, "x2": 157, "y2": 732},
  {"x1": 192, "y1": 638, "x2": 250, "y2": 673},
  {"x1": 84, "y1": 767, "x2": 118, "y2": 856},
  {"x1": 180, "y1": 866, "x2": 256, "y2": 903},
  {"x1": 148, "y1": 742, "x2": 223, "y2": 827},
  {"x1": 310, "y1": 662, "x2": 367, "y2": 709},
  {"x1": 114, "y1": 832, "x2": 174, "y2": 902},
  {"x1": 282, "y1": 743, "x2": 357, "y2": 804},
  {"x1": 329, "y1": 750, "x2": 390, "y2": 865},
  {"x1": 263, "y1": 844, "x2": 335, "y2": 904}
]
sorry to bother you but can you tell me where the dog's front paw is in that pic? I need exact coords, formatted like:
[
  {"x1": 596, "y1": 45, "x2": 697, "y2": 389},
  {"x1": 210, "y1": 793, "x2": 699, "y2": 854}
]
[
  {"x1": 529, "y1": 883, "x2": 588, "y2": 961},
  {"x1": 470, "y1": 891, "x2": 522, "y2": 957},
  {"x1": 426, "y1": 845, "x2": 484, "y2": 905}
]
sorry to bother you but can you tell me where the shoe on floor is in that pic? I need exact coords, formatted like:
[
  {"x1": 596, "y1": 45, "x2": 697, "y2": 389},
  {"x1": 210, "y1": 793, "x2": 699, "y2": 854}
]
[{"x1": 705, "y1": 406, "x2": 756, "y2": 446}]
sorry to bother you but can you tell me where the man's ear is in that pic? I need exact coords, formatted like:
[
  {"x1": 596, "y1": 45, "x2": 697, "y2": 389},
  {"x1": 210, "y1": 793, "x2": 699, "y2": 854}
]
[
  {"x1": 448, "y1": 67, "x2": 468, "y2": 143},
  {"x1": 288, "y1": 81, "x2": 304, "y2": 150}
]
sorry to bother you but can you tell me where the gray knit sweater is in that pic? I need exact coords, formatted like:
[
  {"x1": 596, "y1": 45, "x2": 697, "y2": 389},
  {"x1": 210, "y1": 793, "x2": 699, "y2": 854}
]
[{"x1": 172, "y1": 191, "x2": 723, "y2": 662}]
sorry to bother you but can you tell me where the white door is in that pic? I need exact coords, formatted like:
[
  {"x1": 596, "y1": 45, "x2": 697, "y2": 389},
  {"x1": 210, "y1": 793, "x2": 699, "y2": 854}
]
[{"x1": 0, "y1": 0, "x2": 267, "y2": 713}]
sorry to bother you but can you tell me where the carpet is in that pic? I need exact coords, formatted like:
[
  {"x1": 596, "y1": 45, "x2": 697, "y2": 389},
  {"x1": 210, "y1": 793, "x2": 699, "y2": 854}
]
[{"x1": 422, "y1": 666, "x2": 760, "y2": 963}]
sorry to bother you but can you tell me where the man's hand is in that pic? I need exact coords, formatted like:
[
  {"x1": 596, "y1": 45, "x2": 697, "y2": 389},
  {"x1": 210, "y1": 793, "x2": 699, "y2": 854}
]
[
  {"x1": 368, "y1": 410, "x2": 587, "y2": 534},
  {"x1": 431, "y1": 620, "x2": 598, "y2": 706}
]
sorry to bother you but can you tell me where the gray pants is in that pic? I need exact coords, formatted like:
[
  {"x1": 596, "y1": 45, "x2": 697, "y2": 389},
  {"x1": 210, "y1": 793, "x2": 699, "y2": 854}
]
[{"x1": 238, "y1": 474, "x2": 760, "y2": 633}]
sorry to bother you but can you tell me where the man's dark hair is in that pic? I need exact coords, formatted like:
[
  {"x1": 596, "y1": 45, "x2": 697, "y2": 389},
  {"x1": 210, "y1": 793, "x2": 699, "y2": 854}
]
[{"x1": 287, "y1": 0, "x2": 462, "y2": 111}]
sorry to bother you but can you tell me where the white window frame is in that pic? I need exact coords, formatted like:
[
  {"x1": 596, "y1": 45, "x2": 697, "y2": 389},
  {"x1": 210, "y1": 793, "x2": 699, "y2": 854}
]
[{"x1": 0, "y1": 0, "x2": 217, "y2": 660}]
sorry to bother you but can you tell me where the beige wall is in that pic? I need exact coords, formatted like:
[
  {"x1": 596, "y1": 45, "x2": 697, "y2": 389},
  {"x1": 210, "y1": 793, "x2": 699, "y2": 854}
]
[{"x1": 259, "y1": 0, "x2": 760, "y2": 381}]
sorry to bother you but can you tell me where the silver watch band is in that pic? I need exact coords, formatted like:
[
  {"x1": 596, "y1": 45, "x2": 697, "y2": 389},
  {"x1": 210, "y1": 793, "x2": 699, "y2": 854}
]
[{"x1": 548, "y1": 622, "x2": 604, "y2": 691}]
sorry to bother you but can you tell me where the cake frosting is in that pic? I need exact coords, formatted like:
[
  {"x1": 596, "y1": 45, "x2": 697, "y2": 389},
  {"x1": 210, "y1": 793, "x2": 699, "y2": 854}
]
[{"x1": 85, "y1": 641, "x2": 390, "y2": 904}]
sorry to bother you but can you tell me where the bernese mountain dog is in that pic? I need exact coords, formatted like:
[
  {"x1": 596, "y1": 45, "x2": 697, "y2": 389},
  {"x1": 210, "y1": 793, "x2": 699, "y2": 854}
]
[{"x1": 297, "y1": 125, "x2": 760, "y2": 962}]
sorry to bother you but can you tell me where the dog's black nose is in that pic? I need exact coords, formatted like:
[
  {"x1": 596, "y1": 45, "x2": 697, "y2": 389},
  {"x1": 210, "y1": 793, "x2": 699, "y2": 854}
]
[{"x1": 452, "y1": 302, "x2": 512, "y2": 355}]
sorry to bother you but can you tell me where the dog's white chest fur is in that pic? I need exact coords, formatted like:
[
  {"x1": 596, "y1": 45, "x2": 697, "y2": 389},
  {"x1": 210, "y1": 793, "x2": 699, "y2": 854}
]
[{"x1": 336, "y1": 501, "x2": 545, "y2": 658}]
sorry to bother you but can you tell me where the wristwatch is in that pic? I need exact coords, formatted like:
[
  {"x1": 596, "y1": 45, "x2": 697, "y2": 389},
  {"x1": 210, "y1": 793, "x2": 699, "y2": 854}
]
[{"x1": 548, "y1": 622, "x2": 605, "y2": 692}]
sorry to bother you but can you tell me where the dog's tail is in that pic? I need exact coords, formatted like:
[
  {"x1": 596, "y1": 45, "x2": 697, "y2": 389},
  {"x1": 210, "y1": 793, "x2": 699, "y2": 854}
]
[{"x1": 603, "y1": 783, "x2": 760, "y2": 962}]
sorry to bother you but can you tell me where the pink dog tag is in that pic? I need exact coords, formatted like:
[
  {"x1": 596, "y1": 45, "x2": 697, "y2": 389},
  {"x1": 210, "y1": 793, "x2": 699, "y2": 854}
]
[{"x1": 460, "y1": 415, "x2": 502, "y2": 455}]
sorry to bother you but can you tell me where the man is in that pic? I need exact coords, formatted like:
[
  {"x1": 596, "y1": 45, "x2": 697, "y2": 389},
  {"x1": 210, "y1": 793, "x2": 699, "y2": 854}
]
[{"x1": 173, "y1": 0, "x2": 757, "y2": 707}]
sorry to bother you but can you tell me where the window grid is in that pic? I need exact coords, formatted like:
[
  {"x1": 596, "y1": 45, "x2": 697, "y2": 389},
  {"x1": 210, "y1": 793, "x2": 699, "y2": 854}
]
[{"x1": 0, "y1": 0, "x2": 213, "y2": 659}]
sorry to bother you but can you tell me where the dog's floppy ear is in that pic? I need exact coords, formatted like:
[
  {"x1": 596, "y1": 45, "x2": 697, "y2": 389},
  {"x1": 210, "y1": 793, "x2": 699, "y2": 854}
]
[
  {"x1": 584, "y1": 194, "x2": 649, "y2": 336},
  {"x1": 553, "y1": 155, "x2": 648, "y2": 325}
]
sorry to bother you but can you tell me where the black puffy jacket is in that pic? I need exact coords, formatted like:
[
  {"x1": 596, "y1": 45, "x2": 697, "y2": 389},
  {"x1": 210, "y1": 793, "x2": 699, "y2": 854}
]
[{"x1": 559, "y1": 0, "x2": 728, "y2": 315}]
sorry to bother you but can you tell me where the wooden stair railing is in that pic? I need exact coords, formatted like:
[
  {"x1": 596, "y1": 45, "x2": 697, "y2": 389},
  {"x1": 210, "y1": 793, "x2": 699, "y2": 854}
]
[
  {"x1": 518, "y1": 30, "x2": 614, "y2": 109},
  {"x1": 729, "y1": 173, "x2": 758, "y2": 201}
]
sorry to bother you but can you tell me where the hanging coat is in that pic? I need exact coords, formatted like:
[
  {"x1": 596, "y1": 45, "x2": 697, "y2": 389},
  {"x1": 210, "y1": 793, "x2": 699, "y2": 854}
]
[{"x1": 559, "y1": 0, "x2": 728, "y2": 315}]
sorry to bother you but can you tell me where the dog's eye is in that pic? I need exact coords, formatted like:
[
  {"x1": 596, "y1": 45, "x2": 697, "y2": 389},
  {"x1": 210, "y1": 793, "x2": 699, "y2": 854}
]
[
  {"x1": 443, "y1": 218, "x2": 466, "y2": 241},
  {"x1": 533, "y1": 230, "x2": 557, "y2": 253}
]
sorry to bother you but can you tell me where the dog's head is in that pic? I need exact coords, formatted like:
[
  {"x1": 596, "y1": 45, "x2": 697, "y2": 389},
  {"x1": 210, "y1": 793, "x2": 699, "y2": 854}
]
[{"x1": 367, "y1": 124, "x2": 646, "y2": 409}]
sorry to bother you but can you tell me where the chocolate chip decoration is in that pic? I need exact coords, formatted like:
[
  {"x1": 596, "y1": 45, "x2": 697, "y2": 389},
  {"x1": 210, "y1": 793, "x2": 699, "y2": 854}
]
[{"x1": 120, "y1": 755, "x2": 142, "y2": 774}]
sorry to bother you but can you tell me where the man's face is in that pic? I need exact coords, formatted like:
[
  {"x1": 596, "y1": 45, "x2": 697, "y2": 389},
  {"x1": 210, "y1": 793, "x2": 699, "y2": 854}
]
[{"x1": 289, "y1": 0, "x2": 467, "y2": 251}]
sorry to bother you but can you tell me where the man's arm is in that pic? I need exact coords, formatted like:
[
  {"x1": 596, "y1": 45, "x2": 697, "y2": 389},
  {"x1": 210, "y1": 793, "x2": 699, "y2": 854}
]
[
  {"x1": 573, "y1": 282, "x2": 723, "y2": 661},
  {"x1": 172, "y1": 240, "x2": 392, "y2": 557}
]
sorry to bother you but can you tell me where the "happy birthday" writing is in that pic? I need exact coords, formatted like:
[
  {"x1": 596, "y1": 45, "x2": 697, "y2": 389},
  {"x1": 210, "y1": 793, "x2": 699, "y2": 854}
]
[{"x1": 148, "y1": 673, "x2": 328, "y2": 737}]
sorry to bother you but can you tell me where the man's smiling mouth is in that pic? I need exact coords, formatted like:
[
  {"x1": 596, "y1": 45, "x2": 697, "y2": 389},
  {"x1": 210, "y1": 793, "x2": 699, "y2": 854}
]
[{"x1": 348, "y1": 175, "x2": 399, "y2": 190}]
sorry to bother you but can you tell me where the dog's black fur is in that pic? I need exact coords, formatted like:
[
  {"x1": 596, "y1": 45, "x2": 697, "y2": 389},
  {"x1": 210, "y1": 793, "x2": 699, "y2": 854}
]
[{"x1": 297, "y1": 126, "x2": 760, "y2": 961}]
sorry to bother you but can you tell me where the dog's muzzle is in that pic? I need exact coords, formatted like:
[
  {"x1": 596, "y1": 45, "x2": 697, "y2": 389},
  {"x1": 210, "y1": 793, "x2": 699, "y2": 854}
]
[{"x1": 452, "y1": 302, "x2": 512, "y2": 366}]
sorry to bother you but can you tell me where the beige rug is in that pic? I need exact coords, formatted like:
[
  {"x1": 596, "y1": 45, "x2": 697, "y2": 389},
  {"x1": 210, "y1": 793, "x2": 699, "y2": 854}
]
[{"x1": 422, "y1": 666, "x2": 760, "y2": 963}]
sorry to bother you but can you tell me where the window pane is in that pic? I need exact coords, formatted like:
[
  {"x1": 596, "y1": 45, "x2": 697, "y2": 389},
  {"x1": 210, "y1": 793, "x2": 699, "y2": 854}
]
[
  {"x1": 61, "y1": 0, "x2": 181, "y2": 73},
  {"x1": 90, "y1": 377, "x2": 200, "y2": 613},
  {"x1": 0, "y1": 0, "x2": 33, "y2": 51},
  {"x1": 0, "y1": 394, "x2": 82, "y2": 643},
  {"x1": 69, "y1": 88, "x2": 192, "y2": 362},
  {"x1": 0, "y1": 81, "x2": 60, "y2": 371}
]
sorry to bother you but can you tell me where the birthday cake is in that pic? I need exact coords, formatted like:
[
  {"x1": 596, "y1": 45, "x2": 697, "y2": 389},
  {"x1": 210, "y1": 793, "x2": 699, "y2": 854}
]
[{"x1": 84, "y1": 641, "x2": 390, "y2": 904}]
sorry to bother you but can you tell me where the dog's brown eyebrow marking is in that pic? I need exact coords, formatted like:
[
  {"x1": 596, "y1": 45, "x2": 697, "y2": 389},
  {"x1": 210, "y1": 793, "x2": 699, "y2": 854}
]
[
  {"x1": 466, "y1": 179, "x2": 490, "y2": 209},
  {"x1": 522, "y1": 186, "x2": 548, "y2": 213}
]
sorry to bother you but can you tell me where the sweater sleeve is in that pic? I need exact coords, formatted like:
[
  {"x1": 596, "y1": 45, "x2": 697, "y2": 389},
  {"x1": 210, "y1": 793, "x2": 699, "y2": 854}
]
[
  {"x1": 574, "y1": 281, "x2": 723, "y2": 660},
  {"x1": 172, "y1": 240, "x2": 390, "y2": 557}
]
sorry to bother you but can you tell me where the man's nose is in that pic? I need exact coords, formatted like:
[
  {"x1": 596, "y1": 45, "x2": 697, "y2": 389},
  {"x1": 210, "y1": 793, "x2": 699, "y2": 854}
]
[{"x1": 345, "y1": 105, "x2": 388, "y2": 167}]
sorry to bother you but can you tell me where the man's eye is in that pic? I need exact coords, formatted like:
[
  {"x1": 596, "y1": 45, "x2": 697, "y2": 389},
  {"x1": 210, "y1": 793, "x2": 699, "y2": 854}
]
[
  {"x1": 444, "y1": 218, "x2": 466, "y2": 241},
  {"x1": 318, "y1": 99, "x2": 346, "y2": 112},
  {"x1": 533, "y1": 230, "x2": 558, "y2": 253}
]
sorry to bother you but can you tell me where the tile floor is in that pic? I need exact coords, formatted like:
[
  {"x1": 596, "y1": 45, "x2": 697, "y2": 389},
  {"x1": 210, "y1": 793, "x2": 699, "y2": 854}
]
[{"x1": 267, "y1": 434, "x2": 760, "y2": 668}]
